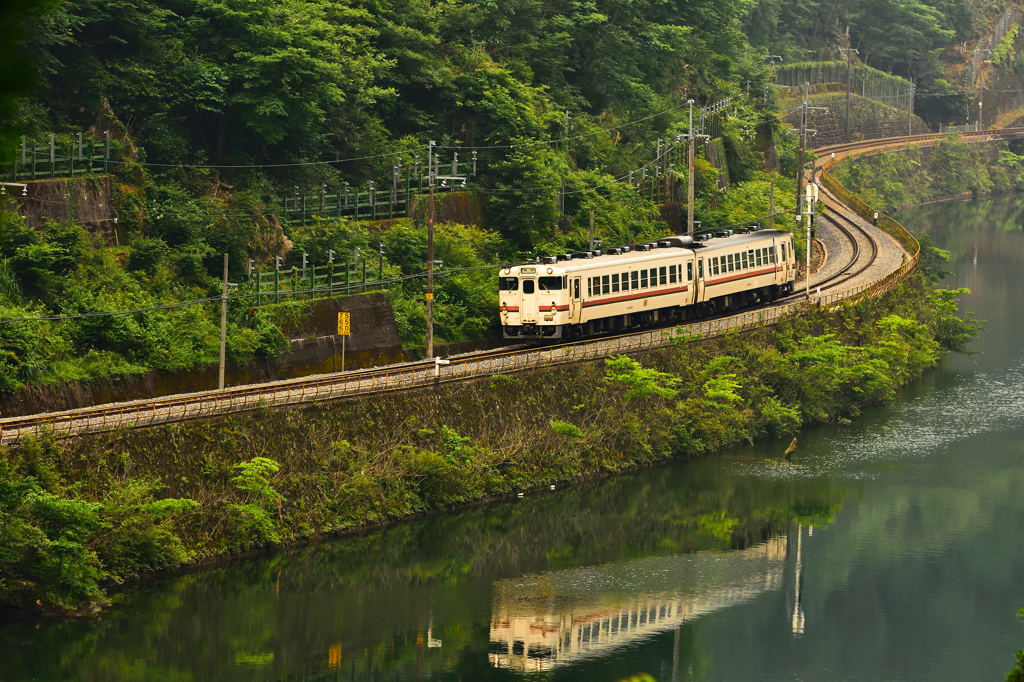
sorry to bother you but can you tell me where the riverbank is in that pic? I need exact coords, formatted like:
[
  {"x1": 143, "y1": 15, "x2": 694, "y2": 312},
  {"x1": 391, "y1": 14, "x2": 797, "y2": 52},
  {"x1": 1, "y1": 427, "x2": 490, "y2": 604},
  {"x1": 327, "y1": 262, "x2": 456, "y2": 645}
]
[{"x1": 0, "y1": 267, "x2": 976, "y2": 617}]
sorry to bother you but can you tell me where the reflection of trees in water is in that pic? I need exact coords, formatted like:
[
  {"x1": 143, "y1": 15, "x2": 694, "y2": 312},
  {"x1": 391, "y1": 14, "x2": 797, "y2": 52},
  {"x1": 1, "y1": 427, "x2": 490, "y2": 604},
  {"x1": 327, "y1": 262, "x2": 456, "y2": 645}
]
[{"x1": 0, "y1": 458, "x2": 845, "y2": 682}]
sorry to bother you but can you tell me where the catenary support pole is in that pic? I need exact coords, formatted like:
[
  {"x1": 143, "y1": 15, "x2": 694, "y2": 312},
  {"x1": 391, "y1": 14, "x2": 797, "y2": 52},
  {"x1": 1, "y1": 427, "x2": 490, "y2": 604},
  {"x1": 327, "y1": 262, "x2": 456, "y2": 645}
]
[
  {"x1": 218, "y1": 253, "x2": 228, "y2": 390},
  {"x1": 426, "y1": 140, "x2": 436, "y2": 358},
  {"x1": 687, "y1": 100, "x2": 695, "y2": 236}
]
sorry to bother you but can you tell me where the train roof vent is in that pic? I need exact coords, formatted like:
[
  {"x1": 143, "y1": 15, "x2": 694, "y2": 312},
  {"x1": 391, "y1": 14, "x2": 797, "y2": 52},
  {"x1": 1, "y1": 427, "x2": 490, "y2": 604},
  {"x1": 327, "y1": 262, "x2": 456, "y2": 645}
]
[
  {"x1": 634, "y1": 244, "x2": 651, "y2": 252},
  {"x1": 607, "y1": 247, "x2": 622, "y2": 255},
  {"x1": 592, "y1": 249, "x2": 603, "y2": 256},
  {"x1": 557, "y1": 253, "x2": 572, "y2": 261},
  {"x1": 571, "y1": 251, "x2": 592, "y2": 259},
  {"x1": 541, "y1": 256, "x2": 557, "y2": 264}
]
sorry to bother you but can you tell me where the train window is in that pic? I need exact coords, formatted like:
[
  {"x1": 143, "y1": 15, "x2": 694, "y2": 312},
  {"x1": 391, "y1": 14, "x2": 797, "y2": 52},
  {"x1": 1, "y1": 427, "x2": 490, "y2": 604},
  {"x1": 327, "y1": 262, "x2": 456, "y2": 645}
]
[
  {"x1": 659, "y1": 266, "x2": 667, "y2": 285},
  {"x1": 630, "y1": 271, "x2": 638, "y2": 289},
  {"x1": 539, "y1": 276, "x2": 564, "y2": 291},
  {"x1": 725, "y1": 254, "x2": 732, "y2": 272},
  {"x1": 621, "y1": 272, "x2": 629, "y2": 291},
  {"x1": 611, "y1": 273, "x2": 620, "y2": 293},
  {"x1": 769, "y1": 247, "x2": 776, "y2": 263},
  {"x1": 640, "y1": 270, "x2": 649, "y2": 288},
  {"x1": 781, "y1": 244, "x2": 787, "y2": 262},
  {"x1": 748, "y1": 250, "x2": 754, "y2": 268},
  {"x1": 523, "y1": 279, "x2": 535, "y2": 294},
  {"x1": 688, "y1": 262, "x2": 693, "y2": 280},
  {"x1": 601, "y1": 274, "x2": 610, "y2": 294},
  {"x1": 649, "y1": 268, "x2": 657, "y2": 285},
  {"x1": 573, "y1": 279, "x2": 580, "y2": 298},
  {"x1": 756, "y1": 249, "x2": 763, "y2": 267},
  {"x1": 698, "y1": 260, "x2": 704, "y2": 278},
  {"x1": 499, "y1": 277, "x2": 518, "y2": 291}
]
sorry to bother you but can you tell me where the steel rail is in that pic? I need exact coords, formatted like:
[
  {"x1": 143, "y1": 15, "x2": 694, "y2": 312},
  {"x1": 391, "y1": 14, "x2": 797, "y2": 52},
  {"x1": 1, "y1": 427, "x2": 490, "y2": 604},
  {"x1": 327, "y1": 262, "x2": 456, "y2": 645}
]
[{"x1": 2, "y1": 129, "x2": 1020, "y2": 444}]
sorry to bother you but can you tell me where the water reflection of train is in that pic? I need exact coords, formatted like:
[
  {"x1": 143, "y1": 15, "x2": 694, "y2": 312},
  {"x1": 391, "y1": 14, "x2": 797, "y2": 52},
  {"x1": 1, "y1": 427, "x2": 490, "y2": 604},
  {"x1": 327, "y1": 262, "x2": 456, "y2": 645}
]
[{"x1": 489, "y1": 536, "x2": 788, "y2": 672}]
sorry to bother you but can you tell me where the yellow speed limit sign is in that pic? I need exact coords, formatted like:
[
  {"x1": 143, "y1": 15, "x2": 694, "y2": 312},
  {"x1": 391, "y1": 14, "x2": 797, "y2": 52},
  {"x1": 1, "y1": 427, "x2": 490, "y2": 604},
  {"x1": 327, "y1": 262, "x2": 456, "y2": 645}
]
[{"x1": 337, "y1": 312, "x2": 351, "y2": 336}]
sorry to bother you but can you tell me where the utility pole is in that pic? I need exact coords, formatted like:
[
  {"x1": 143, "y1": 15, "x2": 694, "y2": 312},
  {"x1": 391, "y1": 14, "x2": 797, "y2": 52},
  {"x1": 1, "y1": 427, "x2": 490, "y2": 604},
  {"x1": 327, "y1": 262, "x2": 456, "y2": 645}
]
[
  {"x1": 763, "y1": 55, "x2": 782, "y2": 106},
  {"x1": 687, "y1": 100, "x2": 696, "y2": 236},
  {"x1": 426, "y1": 140, "x2": 436, "y2": 358},
  {"x1": 588, "y1": 211, "x2": 595, "y2": 250},
  {"x1": 840, "y1": 48, "x2": 859, "y2": 141},
  {"x1": 908, "y1": 79, "x2": 915, "y2": 136},
  {"x1": 795, "y1": 86, "x2": 807, "y2": 211},
  {"x1": 218, "y1": 253, "x2": 229, "y2": 390},
  {"x1": 804, "y1": 182, "x2": 818, "y2": 299},
  {"x1": 978, "y1": 85, "x2": 984, "y2": 131},
  {"x1": 795, "y1": 86, "x2": 827, "y2": 216}
]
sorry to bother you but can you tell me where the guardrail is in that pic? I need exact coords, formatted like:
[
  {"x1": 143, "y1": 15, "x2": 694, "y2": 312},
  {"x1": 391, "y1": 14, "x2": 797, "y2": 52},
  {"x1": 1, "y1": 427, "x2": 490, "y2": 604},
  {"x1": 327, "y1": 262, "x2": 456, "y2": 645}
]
[{"x1": 8, "y1": 130, "x2": 1022, "y2": 444}]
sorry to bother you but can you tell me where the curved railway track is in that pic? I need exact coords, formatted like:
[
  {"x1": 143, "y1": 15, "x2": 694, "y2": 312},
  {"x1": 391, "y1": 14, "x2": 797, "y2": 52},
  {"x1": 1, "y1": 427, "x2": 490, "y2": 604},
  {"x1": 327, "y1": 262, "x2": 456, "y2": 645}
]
[
  {"x1": 2, "y1": 130, "x2": 1019, "y2": 444},
  {"x1": 813, "y1": 186, "x2": 879, "y2": 291}
]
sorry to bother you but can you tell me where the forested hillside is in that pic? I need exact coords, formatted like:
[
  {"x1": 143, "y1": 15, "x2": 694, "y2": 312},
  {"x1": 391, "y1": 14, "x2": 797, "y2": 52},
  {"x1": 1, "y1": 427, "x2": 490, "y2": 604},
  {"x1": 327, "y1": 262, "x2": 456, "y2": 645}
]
[{"x1": 0, "y1": 0, "x2": 1013, "y2": 393}]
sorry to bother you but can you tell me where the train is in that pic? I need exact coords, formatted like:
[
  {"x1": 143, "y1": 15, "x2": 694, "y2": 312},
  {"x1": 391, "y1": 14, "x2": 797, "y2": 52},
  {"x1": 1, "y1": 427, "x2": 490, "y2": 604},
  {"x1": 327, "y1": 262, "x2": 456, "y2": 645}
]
[{"x1": 499, "y1": 229, "x2": 797, "y2": 340}]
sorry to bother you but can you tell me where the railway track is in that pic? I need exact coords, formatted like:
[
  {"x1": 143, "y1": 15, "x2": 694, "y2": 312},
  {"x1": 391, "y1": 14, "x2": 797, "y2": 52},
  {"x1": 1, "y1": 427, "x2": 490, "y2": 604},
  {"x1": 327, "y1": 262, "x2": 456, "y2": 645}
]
[
  {"x1": 813, "y1": 187, "x2": 879, "y2": 291},
  {"x1": 2, "y1": 130, "x2": 1018, "y2": 445}
]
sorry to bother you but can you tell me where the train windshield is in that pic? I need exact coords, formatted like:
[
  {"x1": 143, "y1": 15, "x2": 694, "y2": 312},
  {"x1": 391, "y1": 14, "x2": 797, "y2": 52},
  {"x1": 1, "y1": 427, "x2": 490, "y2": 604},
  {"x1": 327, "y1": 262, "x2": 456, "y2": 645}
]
[
  {"x1": 499, "y1": 277, "x2": 518, "y2": 291},
  {"x1": 538, "y1": 276, "x2": 565, "y2": 291}
]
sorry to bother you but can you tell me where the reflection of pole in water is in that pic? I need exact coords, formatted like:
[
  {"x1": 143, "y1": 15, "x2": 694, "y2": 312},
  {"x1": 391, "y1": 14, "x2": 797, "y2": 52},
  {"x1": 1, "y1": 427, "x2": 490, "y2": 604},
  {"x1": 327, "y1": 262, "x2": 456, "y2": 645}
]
[
  {"x1": 790, "y1": 524, "x2": 806, "y2": 635},
  {"x1": 672, "y1": 625, "x2": 681, "y2": 681}
]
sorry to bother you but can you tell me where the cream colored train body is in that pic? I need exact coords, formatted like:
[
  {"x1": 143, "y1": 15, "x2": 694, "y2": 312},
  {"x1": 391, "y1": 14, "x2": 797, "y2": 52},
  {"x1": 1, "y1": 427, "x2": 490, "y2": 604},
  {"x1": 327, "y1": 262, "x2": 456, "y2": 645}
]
[{"x1": 499, "y1": 229, "x2": 797, "y2": 339}]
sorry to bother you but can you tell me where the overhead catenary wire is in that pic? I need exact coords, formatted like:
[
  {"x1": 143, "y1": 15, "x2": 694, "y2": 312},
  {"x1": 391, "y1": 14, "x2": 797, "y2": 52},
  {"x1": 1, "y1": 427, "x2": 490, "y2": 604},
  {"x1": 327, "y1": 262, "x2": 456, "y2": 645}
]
[{"x1": 90, "y1": 100, "x2": 699, "y2": 171}]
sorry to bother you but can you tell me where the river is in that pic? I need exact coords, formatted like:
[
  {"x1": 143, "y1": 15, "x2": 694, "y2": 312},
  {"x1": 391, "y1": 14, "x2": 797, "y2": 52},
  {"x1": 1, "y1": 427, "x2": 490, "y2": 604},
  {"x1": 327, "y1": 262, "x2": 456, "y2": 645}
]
[{"x1": 2, "y1": 196, "x2": 1023, "y2": 681}]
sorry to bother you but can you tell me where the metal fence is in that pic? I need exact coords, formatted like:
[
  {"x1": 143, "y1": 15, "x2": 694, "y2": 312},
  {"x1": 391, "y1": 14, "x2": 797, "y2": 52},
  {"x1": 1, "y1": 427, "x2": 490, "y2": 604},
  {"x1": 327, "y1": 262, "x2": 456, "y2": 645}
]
[
  {"x1": 276, "y1": 152, "x2": 478, "y2": 225},
  {"x1": 776, "y1": 61, "x2": 914, "y2": 112},
  {"x1": 4, "y1": 132, "x2": 113, "y2": 181}
]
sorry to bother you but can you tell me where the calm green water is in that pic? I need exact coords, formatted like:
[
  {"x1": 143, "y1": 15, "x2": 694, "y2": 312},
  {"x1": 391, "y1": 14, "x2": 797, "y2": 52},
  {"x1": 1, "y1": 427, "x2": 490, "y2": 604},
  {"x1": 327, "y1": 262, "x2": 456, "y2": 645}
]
[{"x1": 3, "y1": 196, "x2": 1024, "y2": 681}]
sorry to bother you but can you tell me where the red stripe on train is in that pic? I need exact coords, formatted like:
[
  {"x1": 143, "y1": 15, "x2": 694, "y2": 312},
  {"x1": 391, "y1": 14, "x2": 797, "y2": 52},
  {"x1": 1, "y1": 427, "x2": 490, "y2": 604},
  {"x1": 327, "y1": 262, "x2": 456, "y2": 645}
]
[
  {"x1": 583, "y1": 285, "x2": 689, "y2": 307},
  {"x1": 706, "y1": 265, "x2": 782, "y2": 286}
]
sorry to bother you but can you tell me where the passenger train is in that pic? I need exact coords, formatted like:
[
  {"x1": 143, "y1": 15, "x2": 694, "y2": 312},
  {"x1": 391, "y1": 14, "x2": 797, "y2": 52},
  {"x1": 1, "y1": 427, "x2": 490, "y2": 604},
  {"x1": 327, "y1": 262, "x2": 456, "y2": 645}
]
[{"x1": 499, "y1": 229, "x2": 797, "y2": 340}]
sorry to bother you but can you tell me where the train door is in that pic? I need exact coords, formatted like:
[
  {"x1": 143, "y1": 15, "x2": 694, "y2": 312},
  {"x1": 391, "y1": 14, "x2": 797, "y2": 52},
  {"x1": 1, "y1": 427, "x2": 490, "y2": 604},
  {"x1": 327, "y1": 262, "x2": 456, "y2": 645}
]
[
  {"x1": 570, "y1": 276, "x2": 582, "y2": 324},
  {"x1": 520, "y1": 277, "x2": 538, "y2": 323},
  {"x1": 695, "y1": 257, "x2": 705, "y2": 303}
]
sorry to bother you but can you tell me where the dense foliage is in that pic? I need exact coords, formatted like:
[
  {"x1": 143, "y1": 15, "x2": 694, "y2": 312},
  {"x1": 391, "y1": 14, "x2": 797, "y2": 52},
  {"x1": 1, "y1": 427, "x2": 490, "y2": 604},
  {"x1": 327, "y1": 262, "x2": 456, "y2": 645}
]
[{"x1": 0, "y1": 0, "x2": 1011, "y2": 385}]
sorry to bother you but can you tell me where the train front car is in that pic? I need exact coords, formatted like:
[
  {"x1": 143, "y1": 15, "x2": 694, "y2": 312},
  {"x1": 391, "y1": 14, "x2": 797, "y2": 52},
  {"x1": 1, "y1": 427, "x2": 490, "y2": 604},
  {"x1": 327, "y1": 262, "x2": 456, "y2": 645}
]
[
  {"x1": 499, "y1": 263, "x2": 574, "y2": 339},
  {"x1": 500, "y1": 237, "x2": 698, "y2": 341}
]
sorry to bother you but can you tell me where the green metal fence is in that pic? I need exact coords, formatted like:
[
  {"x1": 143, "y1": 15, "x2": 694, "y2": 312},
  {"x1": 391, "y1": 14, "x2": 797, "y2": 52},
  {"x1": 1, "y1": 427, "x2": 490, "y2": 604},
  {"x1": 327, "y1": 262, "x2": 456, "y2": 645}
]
[
  {"x1": 277, "y1": 152, "x2": 478, "y2": 225},
  {"x1": 5, "y1": 132, "x2": 113, "y2": 181}
]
